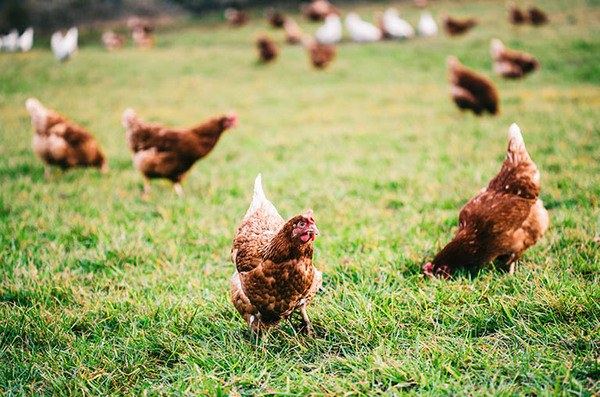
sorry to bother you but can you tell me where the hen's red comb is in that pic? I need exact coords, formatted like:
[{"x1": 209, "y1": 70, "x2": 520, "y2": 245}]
[{"x1": 303, "y1": 210, "x2": 315, "y2": 223}]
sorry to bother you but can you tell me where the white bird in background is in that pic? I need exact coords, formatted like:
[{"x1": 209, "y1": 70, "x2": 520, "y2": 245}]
[
  {"x1": 345, "y1": 12, "x2": 382, "y2": 43},
  {"x1": 51, "y1": 27, "x2": 78, "y2": 62},
  {"x1": 2, "y1": 29, "x2": 19, "y2": 52},
  {"x1": 315, "y1": 14, "x2": 342, "y2": 45},
  {"x1": 382, "y1": 8, "x2": 415, "y2": 39},
  {"x1": 418, "y1": 11, "x2": 438, "y2": 37},
  {"x1": 18, "y1": 27, "x2": 34, "y2": 52}
]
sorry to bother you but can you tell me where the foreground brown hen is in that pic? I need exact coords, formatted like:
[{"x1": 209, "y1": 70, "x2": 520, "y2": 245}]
[
  {"x1": 256, "y1": 34, "x2": 279, "y2": 63},
  {"x1": 122, "y1": 109, "x2": 237, "y2": 197},
  {"x1": 424, "y1": 124, "x2": 549, "y2": 279},
  {"x1": 25, "y1": 98, "x2": 107, "y2": 178},
  {"x1": 441, "y1": 14, "x2": 477, "y2": 36},
  {"x1": 491, "y1": 38, "x2": 540, "y2": 79},
  {"x1": 447, "y1": 56, "x2": 499, "y2": 116},
  {"x1": 230, "y1": 174, "x2": 322, "y2": 335}
]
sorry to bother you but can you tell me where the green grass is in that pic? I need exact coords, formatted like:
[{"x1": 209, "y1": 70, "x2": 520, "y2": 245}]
[{"x1": 1, "y1": 0, "x2": 599, "y2": 395}]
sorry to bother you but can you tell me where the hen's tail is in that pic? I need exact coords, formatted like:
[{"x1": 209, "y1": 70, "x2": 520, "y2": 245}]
[
  {"x1": 244, "y1": 173, "x2": 281, "y2": 220},
  {"x1": 506, "y1": 123, "x2": 531, "y2": 164},
  {"x1": 490, "y1": 38, "x2": 504, "y2": 59},
  {"x1": 121, "y1": 108, "x2": 139, "y2": 130}
]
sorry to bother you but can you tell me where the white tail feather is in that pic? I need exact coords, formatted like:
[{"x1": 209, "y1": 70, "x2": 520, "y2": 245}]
[
  {"x1": 507, "y1": 123, "x2": 529, "y2": 163},
  {"x1": 121, "y1": 108, "x2": 137, "y2": 129},
  {"x1": 244, "y1": 173, "x2": 279, "y2": 219}
]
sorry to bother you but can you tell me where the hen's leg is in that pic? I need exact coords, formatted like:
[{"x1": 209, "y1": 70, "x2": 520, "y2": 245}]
[
  {"x1": 173, "y1": 183, "x2": 184, "y2": 197},
  {"x1": 299, "y1": 304, "x2": 315, "y2": 337},
  {"x1": 506, "y1": 253, "x2": 518, "y2": 275},
  {"x1": 142, "y1": 178, "x2": 151, "y2": 198},
  {"x1": 44, "y1": 165, "x2": 51, "y2": 180}
]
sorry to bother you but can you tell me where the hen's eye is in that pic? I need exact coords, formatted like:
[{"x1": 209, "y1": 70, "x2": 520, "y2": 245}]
[{"x1": 298, "y1": 221, "x2": 306, "y2": 228}]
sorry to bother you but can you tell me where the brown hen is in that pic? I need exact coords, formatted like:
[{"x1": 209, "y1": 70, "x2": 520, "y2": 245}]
[
  {"x1": 424, "y1": 124, "x2": 549, "y2": 278},
  {"x1": 491, "y1": 38, "x2": 540, "y2": 79},
  {"x1": 302, "y1": 36, "x2": 336, "y2": 69},
  {"x1": 441, "y1": 14, "x2": 477, "y2": 36},
  {"x1": 257, "y1": 34, "x2": 279, "y2": 63},
  {"x1": 25, "y1": 98, "x2": 107, "y2": 178},
  {"x1": 301, "y1": 0, "x2": 338, "y2": 22},
  {"x1": 230, "y1": 174, "x2": 322, "y2": 335},
  {"x1": 447, "y1": 56, "x2": 499, "y2": 116},
  {"x1": 122, "y1": 108, "x2": 237, "y2": 197}
]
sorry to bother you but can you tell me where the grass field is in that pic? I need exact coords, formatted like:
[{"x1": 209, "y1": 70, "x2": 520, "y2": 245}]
[{"x1": 1, "y1": 0, "x2": 599, "y2": 395}]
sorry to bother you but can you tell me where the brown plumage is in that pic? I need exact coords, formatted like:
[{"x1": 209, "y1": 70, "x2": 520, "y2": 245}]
[
  {"x1": 301, "y1": 0, "x2": 338, "y2": 22},
  {"x1": 230, "y1": 174, "x2": 322, "y2": 335},
  {"x1": 528, "y1": 6, "x2": 548, "y2": 25},
  {"x1": 447, "y1": 56, "x2": 499, "y2": 116},
  {"x1": 267, "y1": 9, "x2": 286, "y2": 28},
  {"x1": 257, "y1": 34, "x2": 279, "y2": 62},
  {"x1": 283, "y1": 18, "x2": 304, "y2": 44},
  {"x1": 508, "y1": 3, "x2": 528, "y2": 24},
  {"x1": 121, "y1": 108, "x2": 237, "y2": 197},
  {"x1": 25, "y1": 98, "x2": 107, "y2": 178},
  {"x1": 491, "y1": 38, "x2": 540, "y2": 79},
  {"x1": 127, "y1": 17, "x2": 155, "y2": 48},
  {"x1": 441, "y1": 14, "x2": 478, "y2": 36},
  {"x1": 225, "y1": 8, "x2": 249, "y2": 27},
  {"x1": 303, "y1": 36, "x2": 336, "y2": 69},
  {"x1": 424, "y1": 124, "x2": 549, "y2": 279},
  {"x1": 101, "y1": 31, "x2": 126, "y2": 51}
]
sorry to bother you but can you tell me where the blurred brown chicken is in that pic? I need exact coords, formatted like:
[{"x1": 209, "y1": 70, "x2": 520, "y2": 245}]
[
  {"x1": 424, "y1": 123, "x2": 549, "y2": 278},
  {"x1": 301, "y1": 0, "x2": 338, "y2": 22},
  {"x1": 267, "y1": 9, "x2": 286, "y2": 28},
  {"x1": 491, "y1": 38, "x2": 540, "y2": 79},
  {"x1": 508, "y1": 3, "x2": 528, "y2": 24},
  {"x1": 302, "y1": 36, "x2": 336, "y2": 69},
  {"x1": 225, "y1": 8, "x2": 249, "y2": 27},
  {"x1": 128, "y1": 17, "x2": 155, "y2": 48},
  {"x1": 101, "y1": 31, "x2": 125, "y2": 51},
  {"x1": 528, "y1": 6, "x2": 548, "y2": 25},
  {"x1": 283, "y1": 17, "x2": 304, "y2": 44},
  {"x1": 447, "y1": 56, "x2": 499, "y2": 116},
  {"x1": 25, "y1": 98, "x2": 107, "y2": 178},
  {"x1": 257, "y1": 34, "x2": 279, "y2": 62},
  {"x1": 441, "y1": 14, "x2": 478, "y2": 36},
  {"x1": 231, "y1": 174, "x2": 322, "y2": 335},
  {"x1": 121, "y1": 108, "x2": 237, "y2": 196}
]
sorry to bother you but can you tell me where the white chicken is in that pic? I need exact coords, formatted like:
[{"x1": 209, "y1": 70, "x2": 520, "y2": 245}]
[
  {"x1": 18, "y1": 27, "x2": 34, "y2": 52},
  {"x1": 51, "y1": 27, "x2": 78, "y2": 62},
  {"x1": 381, "y1": 8, "x2": 415, "y2": 39},
  {"x1": 315, "y1": 14, "x2": 342, "y2": 45},
  {"x1": 2, "y1": 29, "x2": 18, "y2": 52},
  {"x1": 345, "y1": 12, "x2": 382, "y2": 43},
  {"x1": 417, "y1": 11, "x2": 438, "y2": 37}
]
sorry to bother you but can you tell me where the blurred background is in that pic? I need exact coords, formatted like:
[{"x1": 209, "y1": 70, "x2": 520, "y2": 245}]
[{"x1": 0, "y1": 0, "x2": 336, "y2": 33}]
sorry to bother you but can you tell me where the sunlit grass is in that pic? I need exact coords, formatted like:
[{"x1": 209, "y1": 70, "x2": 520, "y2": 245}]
[{"x1": 0, "y1": 0, "x2": 599, "y2": 395}]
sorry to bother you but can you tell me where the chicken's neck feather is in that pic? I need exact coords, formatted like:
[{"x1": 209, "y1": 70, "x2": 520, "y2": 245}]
[{"x1": 264, "y1": 220, "x2": 313, "y2": 264}]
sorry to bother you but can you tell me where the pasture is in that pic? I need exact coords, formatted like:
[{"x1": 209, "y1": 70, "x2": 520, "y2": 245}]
[{"x1": 1, "y1": 0, "x2": 599, "y2": 395}]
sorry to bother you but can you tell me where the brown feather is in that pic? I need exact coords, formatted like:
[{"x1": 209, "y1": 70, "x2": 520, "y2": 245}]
[
  {"x1": 448, "y1": 56, "x2": 499, "y2": 115},
  {"x1": 426, "y1": 124, "x2": 549, "y2": 278}
]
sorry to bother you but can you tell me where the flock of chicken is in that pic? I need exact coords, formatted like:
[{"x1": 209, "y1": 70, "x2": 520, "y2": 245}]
[{"x1": 21, "y1": 1, "x2": 552, "y2": 335}]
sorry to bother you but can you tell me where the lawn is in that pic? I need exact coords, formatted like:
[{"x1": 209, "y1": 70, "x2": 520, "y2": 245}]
[{"x1": 0, "y1": 0, "x2": 599, "y2": 395}]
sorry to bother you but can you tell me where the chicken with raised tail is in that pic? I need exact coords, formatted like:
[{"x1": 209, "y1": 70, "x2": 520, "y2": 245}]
[
  {"x1": 448, "y1": 55, "x2": 499, "y2": 116},
  {"x1": 345, "y1": 13, "x2": 382, "y2": 43},
  {"x1": 51, "y1": 27, "x2": 78, "y2": 62},
  {"x1": 379, "y1": 8, "x2": 415, "y2": 40},
  {"x1": 418, "y1": 12, "x2": 438, "y2": 37},
  {"x1": 121, "y1": 108, "x2": 237, "y2": 197},
  {"x1": 230, "y1": 174, "x2": 322, "y2": 335},
  {"x1": 424, "y1": 124, "x2": 549, "y2": 279},
  {"x1": 315, "y1": 14, "x2": 342, "y2": 45},
  {"x1": 25, "y1": 98, "x2": 107, "y2": 178},
  {"x1": 491, "y1": 38, "x2": 540, "y2": 79}
]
